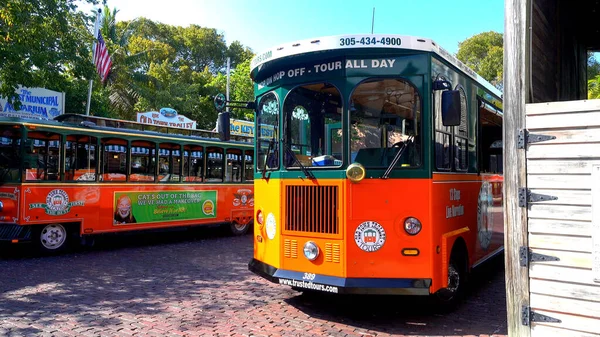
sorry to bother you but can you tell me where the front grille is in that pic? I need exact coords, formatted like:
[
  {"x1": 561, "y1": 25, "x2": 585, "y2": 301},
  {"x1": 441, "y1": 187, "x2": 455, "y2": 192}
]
[
  {"x1": 0, "y1": 225, "x2": 31, "y2": 241},
  {"x1": 285, "y1": 185, "x2": 339, "y2": 234}
]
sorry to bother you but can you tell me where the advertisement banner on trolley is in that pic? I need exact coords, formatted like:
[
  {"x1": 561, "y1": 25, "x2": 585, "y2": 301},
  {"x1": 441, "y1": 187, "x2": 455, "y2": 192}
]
[
  {"x1": 113, "y1": 190, "x2": 217, "y2": 225},
  {"x1": 0, "y1": 86, "x2": 65, "y2": 120}
]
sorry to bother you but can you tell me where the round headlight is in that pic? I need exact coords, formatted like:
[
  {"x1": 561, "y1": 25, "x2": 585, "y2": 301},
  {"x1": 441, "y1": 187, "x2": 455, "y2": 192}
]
[
  {"x1": 303, "y1": 241, "x2": 319, "y2": 261},
  {"x1": 265, "y1": 213, "x2": 277, "y2": 239},
  {"x1": 346, "y1": 163, "x2": 366, "y2": 182},
  {"x1": 404, "y1": 217, "x2": 422, "y2": 235},
  {"x1": 0, "y1": 200, "x2": 3, "y2": 212}
]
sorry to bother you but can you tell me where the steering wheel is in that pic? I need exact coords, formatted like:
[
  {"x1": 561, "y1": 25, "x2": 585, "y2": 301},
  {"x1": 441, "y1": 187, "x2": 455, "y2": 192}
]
[{"x1": 391, "y1": 141, "x2": 405, "y2": 148}]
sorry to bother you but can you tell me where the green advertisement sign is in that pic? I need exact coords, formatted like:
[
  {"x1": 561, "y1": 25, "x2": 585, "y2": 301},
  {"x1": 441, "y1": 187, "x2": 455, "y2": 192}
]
[{"x1": 113, "y1": 190, "x2": 217, "y2": 225}]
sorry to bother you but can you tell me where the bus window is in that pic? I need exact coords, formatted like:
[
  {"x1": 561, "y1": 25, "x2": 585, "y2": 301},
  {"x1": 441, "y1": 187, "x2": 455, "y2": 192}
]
[
  {"x1": 130, "y1": 140, "x2": 155, "y2": 182},
  {"x1": 101, "y1": 138, "x2": 127, "y2": 182},
  {"x1": 454, "y1": 86, "x2": 468, "y2": 171},
  {"x1": 226, "y1": 149, "x2": 242, "y2": 182},
  {"x1": 206, "y1": 147, "x2": 223, "y2": 182},
  {"x1": 183, "y1": 145, "x2": 203, "y2": 182},
  {"x1": 159, "y1": 143, "x2": 181, "y2": 182},
  {"x1": 256, "y1": 92, "x2": 279, "y2": 171},
  {"x1": 244, "y1": 150, "x2": 254, "y2": 182},
  {"x1": 0, "y1": 127, "x2": 22, "y2": 182},
  {"x1": 65, "y1": 135, "x2": 97, "y2": 181},
  {"x1": 283, "y1": 82, "x2": 342, "y2": 168},
  {"x1": 25, "y1": 132, "x2": 61, "y2": 181},
  {"x1": 350, "y1": 78, "x2": 421, "y2": 168}
]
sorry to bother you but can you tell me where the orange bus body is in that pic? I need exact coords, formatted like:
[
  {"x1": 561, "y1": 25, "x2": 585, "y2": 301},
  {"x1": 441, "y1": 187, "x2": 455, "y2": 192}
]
[{"x1": 0, "y1": 183, "x2": 252, "y2": 236}]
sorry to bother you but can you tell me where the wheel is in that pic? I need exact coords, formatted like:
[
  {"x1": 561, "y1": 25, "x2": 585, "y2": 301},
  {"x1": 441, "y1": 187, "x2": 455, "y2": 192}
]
[
  {"x1": 229, "y1": 221, "x2": 250, "y2": 236},
  {"x1": 34, "y1": 224, "x2": 70, "y2": 253},
  {"x1": 433, "y1": 251, "x2": 467, "y2": 311}
]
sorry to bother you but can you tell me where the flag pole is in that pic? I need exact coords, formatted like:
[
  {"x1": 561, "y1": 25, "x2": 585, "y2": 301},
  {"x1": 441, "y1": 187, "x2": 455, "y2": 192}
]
[{"x1": 86, "y1": 8, "x2": 102, "y2": 116}]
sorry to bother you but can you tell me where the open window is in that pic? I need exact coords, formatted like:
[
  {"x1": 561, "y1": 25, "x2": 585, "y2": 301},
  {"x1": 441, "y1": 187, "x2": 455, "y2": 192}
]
[
  {"x1": 183, "y1": 145, "x2": 204, "y2": 182},
  {"x1": 25, "y1": 131, "x2": 62, "y2": 181},
  {"x1": 65, "y1": 135, "x2": 97, "y2": 181},
  {"x1": 130, "y1": 140, "x2": 156, "y2": 182},
  {"x1": 101, "y1": 138, "x2": 127, "y2": 182},
  {"x1": 206, "y1": 147, "x2": 224, "y2": 182},
  {"x1": 0, "y1": 127, "x2": 22, "y2": 182},
  {"x1": 478, "y1": 98, "x2": 503, "y2": 173}
]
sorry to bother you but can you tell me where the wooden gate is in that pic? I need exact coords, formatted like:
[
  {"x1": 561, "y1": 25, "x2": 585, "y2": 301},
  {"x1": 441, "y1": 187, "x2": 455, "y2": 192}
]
[{"x1": 520, "y1": 100, "x2": 600, "y2": 336}]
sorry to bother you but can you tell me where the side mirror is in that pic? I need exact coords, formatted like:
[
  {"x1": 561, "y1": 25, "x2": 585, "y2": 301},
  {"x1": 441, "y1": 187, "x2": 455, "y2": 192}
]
[
  {"x1": 217, "y1": 111, "x2": 230, "y2": 141},
  {"x1": 441, "y1": 90, "x2": 461, "y2": 126}
]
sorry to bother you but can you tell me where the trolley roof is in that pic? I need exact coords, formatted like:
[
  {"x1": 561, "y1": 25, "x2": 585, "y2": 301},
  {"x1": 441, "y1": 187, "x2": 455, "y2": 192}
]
[{"x1": 250, "y1": 34, "x2": 502, "y2": 100}]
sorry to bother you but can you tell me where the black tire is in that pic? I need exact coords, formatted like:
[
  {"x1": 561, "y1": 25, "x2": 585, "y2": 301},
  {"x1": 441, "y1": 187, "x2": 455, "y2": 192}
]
[
  {"x1": 433, "y1": 251, "x2": 468, "y2": 311},
  {"x1": 228, "y1": 221, "x2": 250, "y2": 236},
  {"x1": 33, "y1": 224, "x2": 71, "y2": 254}
]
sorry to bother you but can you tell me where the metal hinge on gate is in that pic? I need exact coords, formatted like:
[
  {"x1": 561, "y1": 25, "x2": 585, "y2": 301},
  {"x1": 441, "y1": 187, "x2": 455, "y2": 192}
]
[
  {"x1": 522, "y1": 305, "x2": 562, "y2": 326},
  {"x1": 517, "y1": 129, "x2": 556, "y2": 149},
  {"x1": 519, "y1": 247, "x2": 560, "y2": 267},
  {"x1": 518, "y1": 188, "x2": 558, "y2": 207}
]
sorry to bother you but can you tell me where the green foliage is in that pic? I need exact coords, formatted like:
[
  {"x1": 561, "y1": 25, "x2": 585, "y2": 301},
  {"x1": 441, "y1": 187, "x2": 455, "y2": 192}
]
[
  {"x1": 456, "y1": 31, "x2": 503, "y2": 90},
  {"x1": 0, "y1": 0, "x2": 99, "y2": 108},
  {"x1": 588, "y1": 52, "x2": 600, "y2": 80},
  {"x1": 1, "y1": 2, "x2": 254, "y2": 129}
]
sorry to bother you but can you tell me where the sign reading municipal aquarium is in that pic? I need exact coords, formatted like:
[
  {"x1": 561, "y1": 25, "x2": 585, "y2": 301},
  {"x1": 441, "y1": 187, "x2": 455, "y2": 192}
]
[{"x1": 0, "y1": 86, "x2": 65, "y2": 120}]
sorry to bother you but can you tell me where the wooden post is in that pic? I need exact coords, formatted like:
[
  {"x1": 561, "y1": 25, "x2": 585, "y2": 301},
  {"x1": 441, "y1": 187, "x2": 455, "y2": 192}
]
[{"x1": 504, "y1": 0, "x2": 531, "y2": 336}]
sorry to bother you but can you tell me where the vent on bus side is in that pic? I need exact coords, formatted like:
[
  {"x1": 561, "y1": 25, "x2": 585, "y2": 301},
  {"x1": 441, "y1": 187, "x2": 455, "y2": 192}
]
[{"x1": 285, "y1": 185, "x2": 339, "y2": 234}]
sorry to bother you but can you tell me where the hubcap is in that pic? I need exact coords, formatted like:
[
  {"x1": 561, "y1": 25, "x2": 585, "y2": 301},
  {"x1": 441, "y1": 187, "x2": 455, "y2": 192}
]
[
  {"x1": 40, "y1": 224, "x2": 67, "y2": 250},
  {"x1": 234, "y1": 223, "x2": 248, "y2": 232}
]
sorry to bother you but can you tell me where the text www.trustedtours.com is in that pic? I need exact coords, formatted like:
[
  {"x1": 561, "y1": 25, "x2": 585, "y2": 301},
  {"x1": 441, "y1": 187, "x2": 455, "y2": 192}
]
[{"x1": 278, "y1": 278, "x2": 339, "y2": 293}]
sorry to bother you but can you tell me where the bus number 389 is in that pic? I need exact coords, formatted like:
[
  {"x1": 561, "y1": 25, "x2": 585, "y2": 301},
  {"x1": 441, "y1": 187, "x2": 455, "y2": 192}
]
[{"x1": 302, "y1": 273, "x2": 316, "y2": 281}]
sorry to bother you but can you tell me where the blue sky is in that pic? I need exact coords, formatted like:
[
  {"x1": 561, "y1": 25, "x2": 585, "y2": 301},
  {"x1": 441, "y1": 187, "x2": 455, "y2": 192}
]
[{"x1": 82, "y1": 0, "x2": 503, "y2": 55}]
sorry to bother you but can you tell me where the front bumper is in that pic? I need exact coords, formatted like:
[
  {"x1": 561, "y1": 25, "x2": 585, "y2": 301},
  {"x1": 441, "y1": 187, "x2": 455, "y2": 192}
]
[{"x1": 248, "y1": 258, "x2": 431, "y2": 295}]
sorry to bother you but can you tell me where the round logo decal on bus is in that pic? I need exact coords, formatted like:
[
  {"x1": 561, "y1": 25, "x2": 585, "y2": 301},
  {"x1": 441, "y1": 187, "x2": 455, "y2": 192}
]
[
  {"x1": 354, "y1": 221, "x2": 386, "y2": 252},
  {"x1": 202, "y1": 200, "x2": 215, "y2": 216},
  {"x1": 46, "y1": 189, "x2": 70, "y2": 213}
]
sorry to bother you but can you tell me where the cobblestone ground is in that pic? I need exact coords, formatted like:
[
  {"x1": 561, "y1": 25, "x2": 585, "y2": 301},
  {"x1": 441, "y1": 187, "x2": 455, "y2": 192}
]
[{"x1": 0, "y1": 228, "x2": 508, "y2": 337}]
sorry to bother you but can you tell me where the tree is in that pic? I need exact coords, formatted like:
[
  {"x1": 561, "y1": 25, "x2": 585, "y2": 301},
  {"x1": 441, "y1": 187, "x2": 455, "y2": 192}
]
[
  {"x1": 0, "y1": 0, "x2": 98, "y2": 107},
  {"x1": 456, "y1": 31, "x2": 503, "y2": 89}
]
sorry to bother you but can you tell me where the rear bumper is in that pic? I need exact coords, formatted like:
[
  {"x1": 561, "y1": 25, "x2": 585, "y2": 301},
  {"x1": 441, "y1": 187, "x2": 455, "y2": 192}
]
[
  {"x1": 248, "y1": 258, "x2": 431, "y2": 295},
  {"x1": 0, "y1": 224, "x2": 31, "y2": 241}
]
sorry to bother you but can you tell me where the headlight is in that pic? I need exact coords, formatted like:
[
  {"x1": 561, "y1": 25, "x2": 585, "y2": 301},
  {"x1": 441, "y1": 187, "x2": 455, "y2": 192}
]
[
  {"x1": 265, "y1": 213, "x2": 276, "y2": 239},
  {"x1": 404, "y1": 217, "x2": 422, "y2": 235},
  {"x1": 0, "y1": 200, "x2": 3, "y2": 212},
  {"x1": 346, "y1": 163, "x2": 366, "y2": 182},
  {"x1": 303, "y1": 241, "x2": 319, "y2": 261}
]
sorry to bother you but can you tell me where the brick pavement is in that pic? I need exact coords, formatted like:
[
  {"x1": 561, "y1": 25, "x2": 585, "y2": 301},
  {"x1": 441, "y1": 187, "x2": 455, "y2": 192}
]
[{"x1": 0, "y1": 228, "x2": 508, "y2": 337}]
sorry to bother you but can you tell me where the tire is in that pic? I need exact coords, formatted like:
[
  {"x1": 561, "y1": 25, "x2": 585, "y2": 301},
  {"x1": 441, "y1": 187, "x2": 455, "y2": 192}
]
[
  {"x1": 34, "y1": 224, "x2": 70, "y2": 253},
  {"x1": 433, "y1": 251, "x2": 467, "y2": 311},
  {"x1": 228, "y1": 221, "x2": 250, "y2": 236}
]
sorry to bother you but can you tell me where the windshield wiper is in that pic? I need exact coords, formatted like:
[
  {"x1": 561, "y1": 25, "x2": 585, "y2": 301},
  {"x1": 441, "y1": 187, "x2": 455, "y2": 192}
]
[
  {"x1": 284, "y1": 143, "x2": 315, "y2": 180},
  {"x1": 261, "y1": 138, "x2": 276, "y2": 179},
  {"x1": 381, "y1": 135, "x2": 414, "y2": 179}
]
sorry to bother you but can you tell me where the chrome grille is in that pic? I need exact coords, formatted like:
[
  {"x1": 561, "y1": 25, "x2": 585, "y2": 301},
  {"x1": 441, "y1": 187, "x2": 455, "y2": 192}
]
[{"x1": 285, "y1": 185, "x2": 339, "y2": 234}]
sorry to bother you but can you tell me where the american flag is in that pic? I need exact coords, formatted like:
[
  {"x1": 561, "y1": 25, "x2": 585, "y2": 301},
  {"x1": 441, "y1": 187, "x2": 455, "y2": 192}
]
[{"x1": 94, "y1": 31, "x2": 112, "y2": 82}]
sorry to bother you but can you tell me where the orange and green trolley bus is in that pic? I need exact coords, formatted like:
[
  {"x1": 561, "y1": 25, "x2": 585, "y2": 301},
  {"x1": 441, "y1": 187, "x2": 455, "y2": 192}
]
[
  {"x1": 0, "y1": 113, "x2": 254, "y2": 253},
  {"x1": 247, "y1": 34, "x2": 503, "y2": 305}
]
